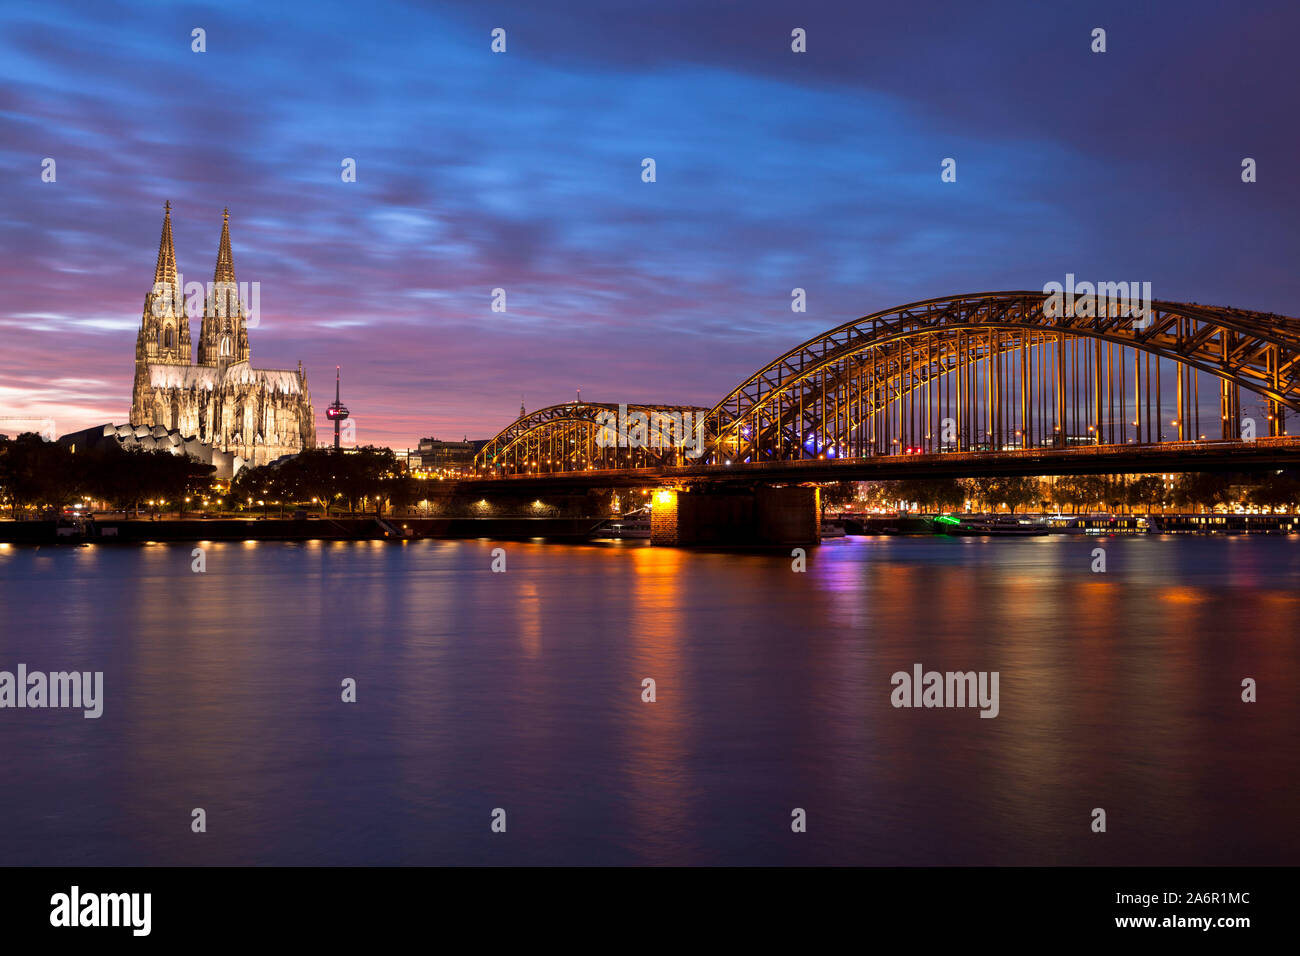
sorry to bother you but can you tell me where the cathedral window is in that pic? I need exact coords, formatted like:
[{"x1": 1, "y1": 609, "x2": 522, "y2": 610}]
[{"x1": 220, "y1": 336, "x2": 232, "y2": 357}]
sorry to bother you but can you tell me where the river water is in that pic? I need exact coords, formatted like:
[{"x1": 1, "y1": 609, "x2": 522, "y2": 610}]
[{"x1": 0, "y1": 535, "x2": 1296, "y2": 865}]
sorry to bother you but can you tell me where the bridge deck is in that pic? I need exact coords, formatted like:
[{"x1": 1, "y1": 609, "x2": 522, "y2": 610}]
[{"x1": 460, "y1": 437, "x2": 1300, "y2": 491}]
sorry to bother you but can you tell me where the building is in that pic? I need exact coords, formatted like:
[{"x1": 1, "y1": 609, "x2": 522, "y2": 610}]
[
  {"x1": 416, "y1": 437, "x2": 483, "y2": 474},
  {"x1": 129, "y1": 203, "x2": 316, "y2": 469},
  {"x1": 59, "y1": 423, "x2": 240, "y2": 479}
]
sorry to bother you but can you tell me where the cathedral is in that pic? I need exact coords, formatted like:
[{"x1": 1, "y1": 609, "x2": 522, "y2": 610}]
[{"x1": 130, "y1": 203, "x2": 317, "y2": 469}]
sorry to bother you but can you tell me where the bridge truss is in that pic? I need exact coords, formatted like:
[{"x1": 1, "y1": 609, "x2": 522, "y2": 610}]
[
  {"x1": 474, "y1": 292, "x2": 1300, "y2": 476},
  {"x1": 700, "y1": 291, "x2": 1300, "y2": 465},
  {"x1": 475, "y1": 402, "x2": 711, "y2": 475}
]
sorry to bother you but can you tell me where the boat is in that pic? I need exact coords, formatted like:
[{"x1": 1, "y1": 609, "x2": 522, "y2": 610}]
[
  {"x1": 1043, "y1": 514, "x2": 1149, "y2": 535},
  {"x1": 819, "y1": 521, "x2": 846, "y2": 538},
  {"x1": 597, "y1": 512, "x2": 652, "y2": 539},
  {"x1": 936, "y1": 515, "x2": 1049, "y2": 536}
]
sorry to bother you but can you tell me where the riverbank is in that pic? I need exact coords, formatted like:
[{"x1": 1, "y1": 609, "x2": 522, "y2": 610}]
[
  {"x1": 836, "y1": 512, "x2": 1299, "y2": 535},
  {"x1": 0, "y1": 516, "x2": 606, "y2": 544},
  {"x1": 5, "y1": 511, "x2": 1296, "y2": 545}
]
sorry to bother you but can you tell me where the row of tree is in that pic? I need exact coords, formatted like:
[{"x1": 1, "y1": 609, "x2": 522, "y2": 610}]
[
  {"x1": 823, "y1": 472, "x2": 1300, "y2": 514},
  {"x1": 229, "y1": 447, "x2": 416, "y2": 515},
  {"x1": 0, "y1": 436, "x2": 417, "y2": 518},
  {"x1": 0, "y1": 433, "x2": 214, "y2": 516}
]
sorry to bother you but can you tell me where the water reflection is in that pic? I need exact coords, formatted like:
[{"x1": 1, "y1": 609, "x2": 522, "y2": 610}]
[{"x1": 0, "y1": 535, "x2": 1296, "y2": 865}]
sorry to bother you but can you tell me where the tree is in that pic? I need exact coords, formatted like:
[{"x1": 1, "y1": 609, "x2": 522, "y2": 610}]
[
  {"x1": 1103, "y1": 474, "x2": 1126, "y2": 514},
  {"x1": 995, "y1": 477, "x2": 1043, "y2": 513},
  {"x1": 1126, "y1": 475, "x2": 1165, "y2": 514},
  {"x1": 230, "y1": 460, "x2": 287, "y2": 514},
  {"x1": 1250, "y1": 473, "x2": 1300, "y2": 512},
  {"x1": 929, "y1": 478, "x2": 967, "y2": 512},
  {"x1": 338, "y1": 447, "x2": 399, "y2": 512},
  {"x1": 271, "y1": 453, "x2": 338, "y2": 514},
  {"x1": 1171, "y1": 473, "x2": 1232, "y2": 513},
  {"x1": 253, "y1": 447, "x2": 401, "y2": 515},
  {"x1": 856, "y1": 481, "x2": 894, "y2": 510},
  {"x1": 818, "y1": 480, "x2": 858, "y2": 519},
  {"x1": 1049, "y1": 475, "x2": 1104, "y2": 513},
  {"x1": 963, "y1": 477, "x2": 1001, "y2": 512},
  {"x1": 0, "y1": 433, "x2": 82, "y2": 516},
  {"x1": 85, "y1": 447, "x2": 214, "y2": 515},
  {"x1": 381, "y1": 474, "x2": 418, "y2": 515},
  {"x1": 1045, "y1": 477, "x2": 1072, "y2": 513},
  {"x1": 889, "y1": 478, "x2": 965, "y2": 512}
]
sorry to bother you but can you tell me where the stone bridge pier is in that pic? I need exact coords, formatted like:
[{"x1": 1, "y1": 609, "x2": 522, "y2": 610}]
[{"x1": 649, "y1": 486, "x2": 820, "y2": 547}]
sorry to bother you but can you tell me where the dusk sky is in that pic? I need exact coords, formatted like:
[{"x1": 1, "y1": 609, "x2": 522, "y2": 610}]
[{"x1": 2, "y1": 0, "x2": 1298, "y2": 449}]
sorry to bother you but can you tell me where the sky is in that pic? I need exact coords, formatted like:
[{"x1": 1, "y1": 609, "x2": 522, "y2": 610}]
[{"x1": 1, "y1": 0, "x2": 1298, "y2": 450}]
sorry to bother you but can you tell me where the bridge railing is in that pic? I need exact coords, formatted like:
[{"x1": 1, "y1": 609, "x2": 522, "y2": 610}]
[
  {"x1": 466, "y1": 435, "x2": 1300, "y2": 482},
  {"x1": 689, "y1": 435, "x2": 1300, "y2": 469}
]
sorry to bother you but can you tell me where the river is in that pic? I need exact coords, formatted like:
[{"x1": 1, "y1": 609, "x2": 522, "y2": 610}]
[{"x1": 0, "y1": 535, "x2": 1296, "y2": 865}]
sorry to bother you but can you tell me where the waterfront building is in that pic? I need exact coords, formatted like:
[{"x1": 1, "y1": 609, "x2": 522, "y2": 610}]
[{"x1": 416, "y1": 437, "x2": 482, "y2": 474}]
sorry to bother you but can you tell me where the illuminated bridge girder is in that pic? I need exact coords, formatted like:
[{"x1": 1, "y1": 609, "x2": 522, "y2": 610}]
[
  {"x1": 699, "y1": 292, "x2": 1300, "y2": 465},
  {"x1": 475, "y1": 402, "x2": 711, "y2": 476}
]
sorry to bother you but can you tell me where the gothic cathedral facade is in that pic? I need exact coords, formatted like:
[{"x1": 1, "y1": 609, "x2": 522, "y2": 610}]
[{"x1": 130, "y1": 203, "x2": 317, "y2": 468}]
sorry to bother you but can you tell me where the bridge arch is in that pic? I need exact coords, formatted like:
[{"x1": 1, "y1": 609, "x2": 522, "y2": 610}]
[
  {"x1": 475, "y1": 402, "x2": 711, "y2": 475},
  {"x1": 697, "y1": 291, "x2": 1300, "y2": 464}
]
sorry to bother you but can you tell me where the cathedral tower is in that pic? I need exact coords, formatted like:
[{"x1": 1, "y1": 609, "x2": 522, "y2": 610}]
[
  {"x1": 133, "y1": 201, "x2": 191, "y2": 368},
  {"x1": 197, "y1": 208, "x2": 251, "y2": 367},
  {"x1": 129, "y1": 203, "x2": 317, "y2": 467}
]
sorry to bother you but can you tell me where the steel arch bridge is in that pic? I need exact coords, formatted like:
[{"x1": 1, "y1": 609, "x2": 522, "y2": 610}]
[
  {"x1": 475, "y1": 291, "x2": 1300, "y2": 477},
  {"x1": 476, "y1": 402, "x2": 711, "y2": 475},
  {"x1": 702, "y1": 290, "x2": 1299, "y2": 465}
]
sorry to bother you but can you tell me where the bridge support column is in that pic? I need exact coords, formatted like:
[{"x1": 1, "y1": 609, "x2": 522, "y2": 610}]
[
  {"x1": 649, "y1": 486, "x2": 820, "y2": 547},
  {"x1": 757, "y1": 485, "x2": 821, "y2": 545}
]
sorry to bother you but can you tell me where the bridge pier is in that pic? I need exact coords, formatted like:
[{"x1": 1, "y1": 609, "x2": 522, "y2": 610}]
[{"x1": 650, "y1": 486, "x2": 820, "y2": 547}]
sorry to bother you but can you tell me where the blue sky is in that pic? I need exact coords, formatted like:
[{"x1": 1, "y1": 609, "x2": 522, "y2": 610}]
[{"x1": 2, "y1": 0, "x2": 1297, "y2": 447}]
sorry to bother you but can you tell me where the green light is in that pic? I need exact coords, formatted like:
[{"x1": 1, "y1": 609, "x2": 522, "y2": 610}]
[{"x1": 935, "y1": 515, "x2": 962, "y2": 526}]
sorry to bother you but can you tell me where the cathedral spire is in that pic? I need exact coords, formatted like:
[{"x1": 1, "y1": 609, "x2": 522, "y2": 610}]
[
  {"x1": 154, "y1": 200, "x2": 178, "y2": 289},
  {"x1": 214, "y1": 207, "x2": 236, "y2": 282},
  {"x1": 135, "y1": 200, "x2": 189, "y2": 380},
  {"x1": 198, "y1": 206, "x2": 249, "y2": 367}
]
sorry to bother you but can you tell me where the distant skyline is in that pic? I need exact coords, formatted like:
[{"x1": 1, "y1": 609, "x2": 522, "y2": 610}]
[{"x1": 2, "y1": 0, "x2": 1298, "y2": 449}]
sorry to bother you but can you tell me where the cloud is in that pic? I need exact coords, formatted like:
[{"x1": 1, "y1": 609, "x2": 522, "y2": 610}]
[{"x1": 1, "y1": 0, "x2": 1297, "y2": 448}]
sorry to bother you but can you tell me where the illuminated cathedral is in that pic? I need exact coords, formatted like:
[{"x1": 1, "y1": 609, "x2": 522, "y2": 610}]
[{"x1": 130, "y1": 203, "x2": 316, "y2": 469}]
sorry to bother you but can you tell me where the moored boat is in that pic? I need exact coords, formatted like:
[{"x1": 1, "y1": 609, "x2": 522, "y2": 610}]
[
  {"x1": 597, "y1": 512, "x2": 652, "y2": 539},
  {"x1": 937, "y1": 515, "x2": 1049, "y2": 536}
]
